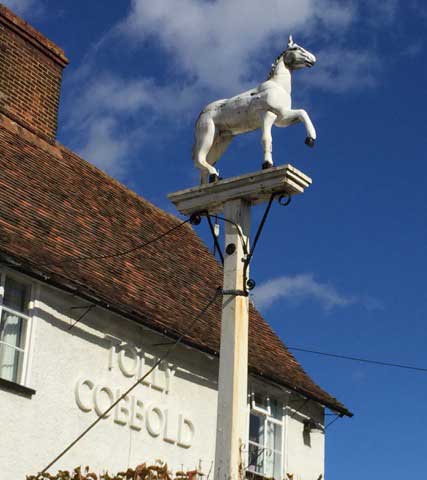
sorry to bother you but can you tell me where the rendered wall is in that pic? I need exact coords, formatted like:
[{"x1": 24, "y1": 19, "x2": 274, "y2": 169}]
[
  {"x1": 0, "y1": 274, "x2": 325, "y2": 480},
  {"x1": 285, "y1": 398, "x2": 325, "y2": 480}
]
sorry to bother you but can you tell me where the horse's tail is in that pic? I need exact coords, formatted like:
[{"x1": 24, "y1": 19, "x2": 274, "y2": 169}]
[{"x1": 192, "y1": 111, "x2": 204, "y2": 162}]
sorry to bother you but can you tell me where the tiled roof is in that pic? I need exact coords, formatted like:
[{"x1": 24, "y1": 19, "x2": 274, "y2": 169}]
[{"x1": 0, "y1": 114, "x2": 351, "y2": 416}]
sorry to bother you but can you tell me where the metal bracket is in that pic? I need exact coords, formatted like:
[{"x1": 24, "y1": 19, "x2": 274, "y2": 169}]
[
  {"x1": 222, "y1": 289, "x2": 249, "y2": 297},
  {"x1": 190, "y1": 191, "x2": 293, "y2": 294},
  {"x1": 241, "y1": 192, "x2": 293, "y2": 293}
]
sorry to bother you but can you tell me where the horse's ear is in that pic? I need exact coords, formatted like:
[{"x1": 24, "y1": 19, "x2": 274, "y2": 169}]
[{"x1": 288, "y1": 35, "x2": 294, "y2": 47}]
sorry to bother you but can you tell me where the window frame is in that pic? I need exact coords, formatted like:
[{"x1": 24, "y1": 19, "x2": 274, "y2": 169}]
[
  {"x1": 246, "y1": 393, "x2": 286, "y2": 480},
  {"x1": 0, "y1": 269, "x2": 36, "y2": 388}
]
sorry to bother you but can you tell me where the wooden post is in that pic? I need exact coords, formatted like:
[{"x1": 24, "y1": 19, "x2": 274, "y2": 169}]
[
  {"x1": 214, "y1": 199, "x2": 250, "y2": 480},
  {"x1": 168, "y1": 165, "x2": 312, "y2": 480}
]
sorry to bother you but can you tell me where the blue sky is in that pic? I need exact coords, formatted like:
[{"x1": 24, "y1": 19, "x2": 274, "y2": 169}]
[{"x1": 6, "y1": 0, "x2": 427, "y2": 478}]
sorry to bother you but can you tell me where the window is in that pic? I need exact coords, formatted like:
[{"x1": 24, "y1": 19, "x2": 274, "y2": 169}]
[
  {"x1": 0, "y1": 274, "x2": 33, "y2": 385},
  {"x1": 247, "y1": 395, "x2": 284, "y2": 479}
]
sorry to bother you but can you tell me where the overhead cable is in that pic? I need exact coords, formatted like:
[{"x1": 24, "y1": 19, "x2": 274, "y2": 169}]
[
  {"x1": 324, "y1": 415, "x2": 342, "y2": 430},
  {"x1": 288, "y1": 346, "x2": 427, "y2": 373},
  {"x1": 38, "y1": 218, "x2": 190, "y2": 267}
]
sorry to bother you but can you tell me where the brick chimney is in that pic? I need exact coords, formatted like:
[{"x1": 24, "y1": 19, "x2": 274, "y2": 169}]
[{"x1": 0, "y1": 5, "x2": 68, "y2": 142}]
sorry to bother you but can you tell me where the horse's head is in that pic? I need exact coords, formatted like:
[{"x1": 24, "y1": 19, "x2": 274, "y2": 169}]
[{"x1": 282, "y1": 35, "x2": 316, "y2": 70}]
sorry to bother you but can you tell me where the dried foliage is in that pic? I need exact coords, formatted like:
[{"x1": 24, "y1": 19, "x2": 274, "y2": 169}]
[{"x1": 27, "y1": 463, "x2": 200, "y2": 480}]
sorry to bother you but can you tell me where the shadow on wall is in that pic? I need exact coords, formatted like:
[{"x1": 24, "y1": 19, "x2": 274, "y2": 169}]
[{"x1": 33, "y1": 295, "x2": 218, "y2": 390}]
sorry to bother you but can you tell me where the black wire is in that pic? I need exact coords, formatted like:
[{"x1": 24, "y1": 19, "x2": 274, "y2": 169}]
[
  {"x1": 289, "y1": 398, "x2": 310, "y2": 420},
  {"x1": 288, "y1": 346, "x2": 427, "y2": 373},
  {"x1": 67, "y1": 304, "x2": 95, "y2": 331},
  {"x1": 38, "y1": 219, "x2": 190, "y2": 267},
  {"x1": 39, "y1": 286, "x2": 222, "y2": 474},
  {"x1": 324, "y1": 415, "x2": 342, "y2": 430}
]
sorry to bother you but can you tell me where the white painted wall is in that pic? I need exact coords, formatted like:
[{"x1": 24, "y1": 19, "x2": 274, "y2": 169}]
[
  {"x1": 0, "y1": 272, "x2": 325, "y2": 480},
  {"x1": 285, "y1": 398, "x2": 325, "y2": 480}
]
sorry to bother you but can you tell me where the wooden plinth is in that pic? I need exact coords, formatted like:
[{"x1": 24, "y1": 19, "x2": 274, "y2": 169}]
[{"x1": 168, "y1": 164, "x2": 312, "y2": 215}]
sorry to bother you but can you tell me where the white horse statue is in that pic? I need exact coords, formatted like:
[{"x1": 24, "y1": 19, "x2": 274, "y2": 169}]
[{"x1": 193, "y1": 36, "x2": 317, "y2": 184}]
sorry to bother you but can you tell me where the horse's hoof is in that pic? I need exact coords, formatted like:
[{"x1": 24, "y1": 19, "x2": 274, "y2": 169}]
[
  {"x1": 305, "y1": 137, "x2": 315, "y2": 148},
  {"x1": 262, "y1": 162, "x2": 273, "y2": 170},
  {"x1": 209, "y1": 174, "x2": 222, "y2": 183}
]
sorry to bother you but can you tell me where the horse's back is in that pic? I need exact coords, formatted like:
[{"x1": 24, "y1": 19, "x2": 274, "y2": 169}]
[
  {"x1": 197, "y1": 82, "x2": 286, "y2": 133},
  {"x1": 202, "y1": 99, "x2": 228, "y2": 113},
  {"x1": 200, "y1": 89, "x2": 256, "y2": 125}
]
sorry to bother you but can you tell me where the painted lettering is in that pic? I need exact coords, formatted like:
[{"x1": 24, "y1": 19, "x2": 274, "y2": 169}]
[
  {"x1": 165, "y1": 364, "x2": 176, "y2": 393},
  {"x1": 75, "y1": 378, "x2": 94, "y2": 412},
  {"x1": 114, "y1": 389, "x2": 129, "y2": 426},
  {"x1": 93, "y1": 385, "x2": 114, "y2": 418},
  {"x1": 163, "y1": 408, "x2": 178, "y2": 444},
  {"x1": 146, "y1": 405, "x2": 164, "y2": 437},
  {"x1": 118, "y1": 344, "x2": 139, "y2": 377},
  {"x1": 130, "y1": 397, "x2": 144, "y2": 431},
  {"x1": 178, "y1": 416, "x2": 195, "y2": 449}
]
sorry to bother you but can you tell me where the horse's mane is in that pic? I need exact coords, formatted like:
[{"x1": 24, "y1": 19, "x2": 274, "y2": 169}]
[{"x1": 267, "y1": 49, "x2": 287, "y2": 79}]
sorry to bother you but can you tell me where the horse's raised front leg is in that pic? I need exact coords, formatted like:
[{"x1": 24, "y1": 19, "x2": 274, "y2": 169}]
[
  {"x1": 261, "y1": 110, "x2": 278, "y2": 169},
  {"x1": 297, "y1": 109, "x2": 316, "y2": 147},
  {"x1": 280, "y1": 109, "x2": 317, "y2": 147}
]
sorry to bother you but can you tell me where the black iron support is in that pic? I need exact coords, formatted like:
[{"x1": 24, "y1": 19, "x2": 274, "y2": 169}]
[
  {"x1": 206, "y1": 214, "x2": 224, "y2": 265},
  {"x1": 192, "y1": 191, "x2": 292, "y2": 294},
  {"x1": 222, "y1": 289, "x2": 248, "y2": 297},
  {"x1": 242, "y1": 193, "x2": 276, "y2": 291},
  {"x1": 214, "y1": 214, "x2": 249, "y2": 256}
]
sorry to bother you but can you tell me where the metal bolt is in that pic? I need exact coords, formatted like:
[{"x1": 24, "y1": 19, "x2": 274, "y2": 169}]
[{"x1": 226, "y1": 243, "x2": 236, "y2": 255}]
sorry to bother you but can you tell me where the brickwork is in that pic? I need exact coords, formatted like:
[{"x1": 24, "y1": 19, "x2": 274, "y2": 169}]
[{"x1": 0, "y1": 5, "x2": 68, "y2": 142}]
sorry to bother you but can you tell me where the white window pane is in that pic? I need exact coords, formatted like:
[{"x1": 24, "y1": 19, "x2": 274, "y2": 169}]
[
  {"x1": 0, "y1": 342, "x2": 23, "y2": 382},
  {"x1": 0, "y1": 310, "x2": 25, "y2": 348},
  {"x1": 270, "y1": 399, "x2": 283, "y2": 420},
  {"x1": 0, "y1": 310, "x2": 26, "y2": 383},
  {"x1": 248, "y1": 442, "x2": 264, "y2": 474},
  {"x1": 3, "y1": 277, "x2": 30, "y2": 314},
  {"x1": 0, "y1": 311, "x2": 25, "y2": 348},
  {"x1": 249, "y1": 413, "x2": 264, "y2": 445},
  {"x1": 248, "y1": 395, "x2": 284, "y2": 480},
  {"x1": 266, "y1": 421, "x2": 282, "y2": 453},
  {"x1": 266, "y1": 421, "x2": 282, "y2": 478},
  {"x1": 264, "y1": 448, "x2": 281, "y2": 479}
]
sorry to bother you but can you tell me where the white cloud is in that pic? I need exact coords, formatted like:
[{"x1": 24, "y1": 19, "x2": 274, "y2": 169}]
[
  {"x1": 64, "y1": 73, "x2": 199, "y2": 177},
  {"x1": 253, "y1": 273, "x2": 380, "y2": 311},
  {"x1": 67, "y1": 74, "x2": 197, "y2": 128},
  {"x1": 78, "y1": 117, "x2": 133, "y2": 178},
  {"x1": 121, "y1": 0, "x2": 354, "y2": 93}
]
